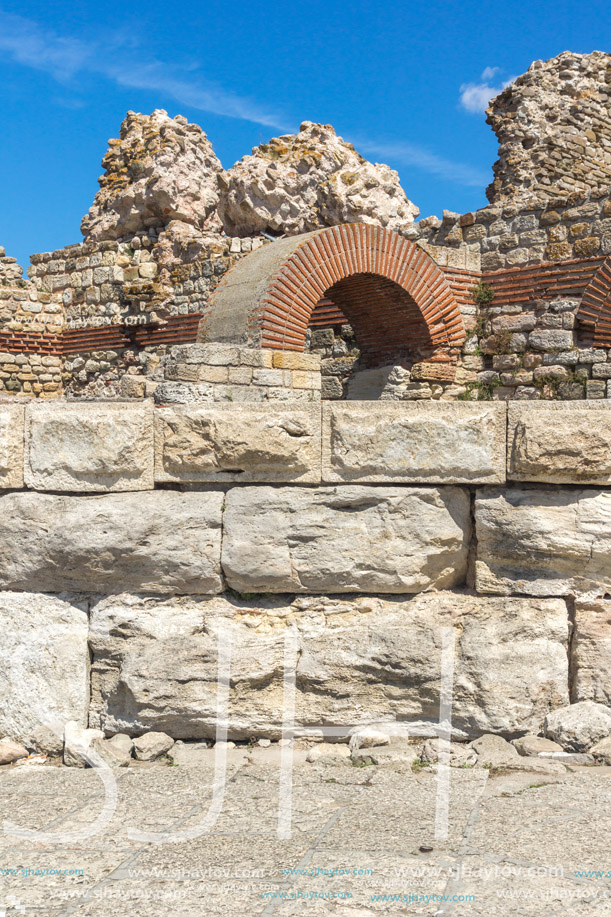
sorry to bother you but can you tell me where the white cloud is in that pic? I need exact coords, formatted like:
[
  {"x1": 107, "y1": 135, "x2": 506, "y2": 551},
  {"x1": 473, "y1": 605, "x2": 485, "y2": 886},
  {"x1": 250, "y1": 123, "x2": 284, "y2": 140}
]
[
  {"x1": 0, "y1": 9, "x2": 291, "y2": 130},
  {"x1": 459, "y1": 68, "x2": 516, "y2": 114},
  {"x1": 356, "y1": 138, "x2": 489, "y2": 188},
  {"x1": 0, "y1": 9, "x2": 489, "y2": 188},
  {"x1": 481, "y1": 66, "x2": 500, "y2": 81}
]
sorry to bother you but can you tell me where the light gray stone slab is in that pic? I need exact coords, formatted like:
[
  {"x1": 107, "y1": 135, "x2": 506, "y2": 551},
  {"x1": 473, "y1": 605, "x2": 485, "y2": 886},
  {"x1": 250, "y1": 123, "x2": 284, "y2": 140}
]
[
  {"x1": 323, "y1": 401, "x2": 506, "y2": 483},
  {"x1": 572, "y1": 598, "x2": 611, "y2": 705},
  {"x1": 88, "y1": 592, "x2": 568, "y2": 740},
  {"x1": 475, "y1": 486, "x2": 611, "y2": 595},
  {"x1": 0, "y1": 490, "x2": 223, "y2": 594},
  {"x1": 222, "y1": 485, "x2": 471, "y2": 593},
  {"x1": 508, "y1": 402, "x2": 611, "y2": 483},
  {"x1": 24, "y1": 401, "x2": 154, "y2": 492},
  {"x1": 0, "y1": 402, "x2": 24, "y2": 489},
  {"x1": 0, "y1": 592, "x2": 89, "y2": 742},
  {"x1": 154, "y1": 403, "x2": 321, "y2": 483}
]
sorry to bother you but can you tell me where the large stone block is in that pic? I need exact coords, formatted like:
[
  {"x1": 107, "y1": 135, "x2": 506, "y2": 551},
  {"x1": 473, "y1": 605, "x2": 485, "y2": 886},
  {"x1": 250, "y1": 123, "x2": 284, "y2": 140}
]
[
  {"x1": 323, "y1": 402, "x2": 506, "y2": 483},
  {"x1": 475, "y1": 486, "x2": 611, "y2": 595},
  {"x1": 508, "y1": 403, "x2": 611, "y2": 483},
  {"x1": 88, "y1": 592, "x2": 568, "y2": 740},
  {"x1": 0, "y1": 403, "x2": 24, "y2": 489},
  {"x1": 0, "y1": 593, "x2": 89, "y2": 742},
  {"x1": 0, "y1": 491, "x2": 223, "y2": 594},
  {"x1": 572, "y1": 599, "x2": 611, "y2": 705},
  {"x1": 25, "y1": 402, "x2": 154, "y2": 492},
  {"x1": 222, "y1": 485, "x2": 471, "y2": 593},
  {"x1": 154, "y1": 404, "x2": 321, "y2": 483}
]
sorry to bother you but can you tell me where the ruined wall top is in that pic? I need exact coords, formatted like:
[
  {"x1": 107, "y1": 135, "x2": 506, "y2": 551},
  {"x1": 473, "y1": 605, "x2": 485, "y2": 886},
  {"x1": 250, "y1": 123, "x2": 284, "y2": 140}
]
[
  {"x1": 81, "y1": 109, "x2": 224, "y2": 242},
  {"x1": 81, "y1": 115, "x2": 420, "y2": 246},
  {"x1": 218, "y1": 121, "x2": 420, "y2": 236},
  {"x1": 486, "y1": 50, "x2": 611, "y2": 205}
]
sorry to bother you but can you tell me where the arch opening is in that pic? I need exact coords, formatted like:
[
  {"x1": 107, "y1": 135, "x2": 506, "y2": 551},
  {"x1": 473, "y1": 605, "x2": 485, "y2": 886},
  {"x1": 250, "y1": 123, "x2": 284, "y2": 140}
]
[
  {"x1": 204, "y1": 224, "x2": 466, "y2": 366},
  {"x1": 321, "y1": 272, "x2": 434, "y2": 368}
]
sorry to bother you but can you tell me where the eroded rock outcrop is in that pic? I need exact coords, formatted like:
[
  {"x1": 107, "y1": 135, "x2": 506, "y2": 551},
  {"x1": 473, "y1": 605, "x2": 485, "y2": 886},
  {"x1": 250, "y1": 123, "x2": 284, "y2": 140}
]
[
  {"x1": 486, "y1": 50, "x2": 611, "y2": 204},
  {"x1": 218, "y1": 121, "x2": 419, "y2": 236},
  {"x1": 81, "y1": 110, "x2": 223, "y2": 241}
]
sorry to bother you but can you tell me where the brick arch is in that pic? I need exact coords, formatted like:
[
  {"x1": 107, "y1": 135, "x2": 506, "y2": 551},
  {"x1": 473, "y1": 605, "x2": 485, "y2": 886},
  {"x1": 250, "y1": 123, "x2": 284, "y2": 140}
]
[
  {"x1": 577, "y1": 256, "x2": 611, "y2": 347},
  {"x1": 204, "y1": 224, "x2": 465, "y2": 365}
]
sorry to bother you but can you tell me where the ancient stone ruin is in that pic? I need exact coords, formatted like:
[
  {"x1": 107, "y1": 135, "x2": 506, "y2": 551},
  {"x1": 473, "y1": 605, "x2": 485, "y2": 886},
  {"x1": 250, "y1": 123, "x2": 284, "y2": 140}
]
[{"x1": 3, "y1": 50, "x2": 611, "y2": 772}]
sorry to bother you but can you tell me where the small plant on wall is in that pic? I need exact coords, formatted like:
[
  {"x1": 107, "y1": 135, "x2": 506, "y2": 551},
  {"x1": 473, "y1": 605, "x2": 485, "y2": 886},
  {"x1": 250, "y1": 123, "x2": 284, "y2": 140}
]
[{"x1": 472, "y1": 281, "x2": 496, "y2": 307}]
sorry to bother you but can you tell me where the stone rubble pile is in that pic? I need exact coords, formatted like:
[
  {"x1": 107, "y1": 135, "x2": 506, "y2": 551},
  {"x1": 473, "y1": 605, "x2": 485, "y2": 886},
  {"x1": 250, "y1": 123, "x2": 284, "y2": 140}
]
[
  {"x1": 81, "y1": 114, "x2": 419, "y2": 245},
  {"x1": 218, "y1": 120, "x2": 419, "y2": 236},
  {"x1": 3, "y1": 711, "x2": 611, "y2": 773}
]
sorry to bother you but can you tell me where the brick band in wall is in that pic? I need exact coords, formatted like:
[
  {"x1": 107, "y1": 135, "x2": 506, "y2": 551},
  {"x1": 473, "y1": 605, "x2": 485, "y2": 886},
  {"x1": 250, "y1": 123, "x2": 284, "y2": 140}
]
[
  {"x1": 576, "y1": 256, "x2": 611, "y2": 346},
  {"x1": 0, "y1": 313, "x2": 203, "y2": 357}
]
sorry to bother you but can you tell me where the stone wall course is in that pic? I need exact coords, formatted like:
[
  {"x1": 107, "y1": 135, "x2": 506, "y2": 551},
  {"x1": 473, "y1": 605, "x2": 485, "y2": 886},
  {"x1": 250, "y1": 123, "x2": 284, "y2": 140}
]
[
  {"x1": 88, "y1": 591, "x2": 568, "y2": 741},
  {"x1": 0, "y1": 592, "x2": 89, "y2": 741},
  {"x1": 475, "y1": 486, "x2": 611, "y2": 596},
  {"x1": 571, "y1": 599, "x2": 611, "y2": 706},
  {"x1": 508, "y1": 402, "x2": 611, "y2": 483},
  {"x1": 0, "y1": 402, "x2": 24, "y2": 489},
  {"x1": 0, "y1": 491, "x2": 224, "y2": 594}
]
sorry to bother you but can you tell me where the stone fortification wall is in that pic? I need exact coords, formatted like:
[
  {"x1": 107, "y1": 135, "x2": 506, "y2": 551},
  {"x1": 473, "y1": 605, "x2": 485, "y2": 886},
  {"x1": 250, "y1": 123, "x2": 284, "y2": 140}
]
[
  {"x1": 485, "y1": 51, "x2": 611, "y2": 205},
  {"x1": 2, "y1": 51, "x2": 611, "y2": 405},
  {"x1": 2, "y1": 398, "x2": 611, "y2": 745}
]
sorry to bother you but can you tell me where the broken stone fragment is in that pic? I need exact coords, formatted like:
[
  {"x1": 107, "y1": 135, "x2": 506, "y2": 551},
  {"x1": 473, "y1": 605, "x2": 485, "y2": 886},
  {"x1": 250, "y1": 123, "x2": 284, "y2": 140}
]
[
  {"x1": 133, "y1": 732, "x2": 175, "y2": 761},
  {"x1": 0, "y1": 739, "x2": 28, "y2": 765},
  {"x1": 306, "y1": 743, "x2": 351, "y2": 764},
  {"x1": 469, "y1": 734, "x2": 519, "y2": 767},
  {"x1": 421, "y1": 739, "x2": 477, "y2": 768},
  {"x1": 25, "y1": 725, "x2": 64, "y2": 758},
  {"x1": 350, "y1": 744, "x2": 419, "y2": 767},
  {"x1": 81, "y1": 109, "x2": 223, "y2": 242},
  {"x1": 92, "y1": 734, "x2": 133, "y2": 768},
  {"x1": 511, "y1": 735, "x2": 563, "y2": 756},
  {"x1": 63, "y1": 722, "x2": 104, "y2": 768},
  {"x1": 588, "y1": 736, "x2": 611, "y2": 763},
  {"x1": 543, "y1": 701, "x2": 611, "y2": 751}
]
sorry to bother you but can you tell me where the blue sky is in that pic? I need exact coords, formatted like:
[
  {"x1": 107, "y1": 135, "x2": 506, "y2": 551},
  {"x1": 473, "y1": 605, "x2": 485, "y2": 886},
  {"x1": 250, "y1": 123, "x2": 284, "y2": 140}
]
[{"x1": 1, "y1": 0, "x2": 609, "y2": 269}]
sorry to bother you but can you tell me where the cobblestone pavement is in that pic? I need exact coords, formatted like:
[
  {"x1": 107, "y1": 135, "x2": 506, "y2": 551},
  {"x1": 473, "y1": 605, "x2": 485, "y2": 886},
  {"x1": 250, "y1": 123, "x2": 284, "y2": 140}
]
[{"x1": 1, "y1": 749, "x2": 611, "y2": 915}]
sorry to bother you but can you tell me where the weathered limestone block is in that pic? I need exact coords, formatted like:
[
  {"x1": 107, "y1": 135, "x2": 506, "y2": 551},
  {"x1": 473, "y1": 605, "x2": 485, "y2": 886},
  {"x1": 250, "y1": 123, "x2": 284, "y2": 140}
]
[
  {"x1": 0, "y1": 491, "x2": 223, "y2": 594},
  {"x1": 572, "y1": 599, "x2": 611, "y2": 705},
  {"x1": 222, "y1": 485, "x2": 471, "y2": 593},
  {"x1": 323, "y1": 402, "x2": 505, "y2": 483},
  {"x1": 155, "y1": 404, "x2": 321, "y2": 483},
  {"x1": 88, "y1": 592, "x2": 568, "y2": 740},
  {"x1": 0, "y1": 593, "x2": 89, "y2": 742},
  {"x1": 0, "y1": 403, "x2": 24, "y2": 489},
  {"x1": 25, "y1": 402, "x2": 154, "y2": 492},
  {"x1": 475, "y1": 486, "x2": 611, "y2": 595},
  {"x1": 508, "y1": 403, "x2": 611, "y2": 483}
]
